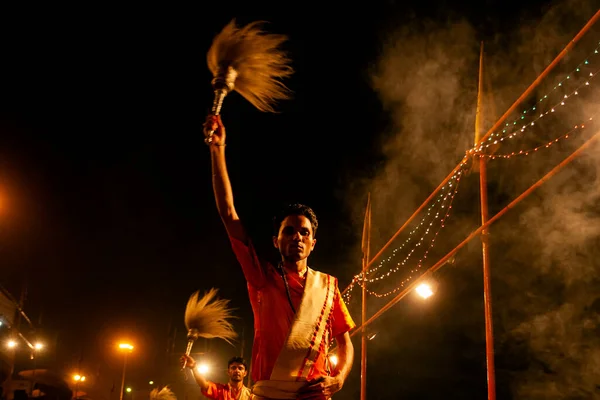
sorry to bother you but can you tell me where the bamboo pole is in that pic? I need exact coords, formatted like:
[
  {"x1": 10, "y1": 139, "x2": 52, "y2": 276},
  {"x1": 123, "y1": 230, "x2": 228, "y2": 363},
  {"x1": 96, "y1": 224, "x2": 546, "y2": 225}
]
[
  {"x1": 475, "y1": 42, "x2": 496, "y2": 400},
  {"x1": 360, "y1": 194, "x2": 371, "y2": 400}
]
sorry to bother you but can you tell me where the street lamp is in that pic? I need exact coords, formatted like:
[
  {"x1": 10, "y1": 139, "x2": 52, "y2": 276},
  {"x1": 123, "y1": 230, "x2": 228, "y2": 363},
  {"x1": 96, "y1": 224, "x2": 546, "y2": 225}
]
[
  {"x1": 118, "y1": 343, "x2": 134, "y2": 400},
  {"x1": 30, "y1": 342, "x2": 44, "y2": 395},
  {"x1": 415, "y1": 283, "x2": 434, "y2": 299},
  {"x1": 197, "y1": 363, "x2": 210, "y2": 375},
  {"x1": 73, "y1": 374, "x2": 86, "y2": 400}
]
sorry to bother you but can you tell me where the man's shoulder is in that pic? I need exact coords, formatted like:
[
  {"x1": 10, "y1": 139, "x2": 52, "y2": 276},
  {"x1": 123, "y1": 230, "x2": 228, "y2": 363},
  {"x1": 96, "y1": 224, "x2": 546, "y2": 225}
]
[
  {"x1": 309, "y1": 267, "x2": 337, "y2": 281},
  {"x1": 240, "y1": 386, "x2": 253, "y2": 400}
]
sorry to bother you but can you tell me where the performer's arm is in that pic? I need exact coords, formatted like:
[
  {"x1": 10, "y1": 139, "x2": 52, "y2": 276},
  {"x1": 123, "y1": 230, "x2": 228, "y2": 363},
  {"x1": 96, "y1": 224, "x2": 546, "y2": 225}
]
[
  {"x1": 205, "y1": 115, "x2": 267, "y2": 288},
  {"x1": 299, "y1": 332, "x2": 354, "y2": 399},
  {"x1": 205, "y1": 115, "x2": 248, "y2": 244},
  {"x1": 180, "y1": 354, "x2": 211, "y2": 391},
  {"x1": 322, "y1": 284, "x2": 356, "y2": 396},
  {"x1": 331, "y1": 332, "x2": 354, "y2": 386}
]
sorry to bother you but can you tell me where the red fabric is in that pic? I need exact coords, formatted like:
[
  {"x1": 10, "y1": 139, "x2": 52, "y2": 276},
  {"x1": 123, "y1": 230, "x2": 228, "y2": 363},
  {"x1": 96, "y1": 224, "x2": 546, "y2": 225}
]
[
  {"x1": 229, "y1": 236, "x2": 355, "y2": 383},
  {"x1": 201, "y1": 382, "x2": 251, "y2": 400}
]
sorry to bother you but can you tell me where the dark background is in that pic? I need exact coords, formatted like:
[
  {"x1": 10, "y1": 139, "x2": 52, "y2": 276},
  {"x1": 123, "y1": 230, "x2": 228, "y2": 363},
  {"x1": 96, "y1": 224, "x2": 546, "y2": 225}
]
[{"x1": 1, "y1": 1, "x2": 599, "y2": 399}]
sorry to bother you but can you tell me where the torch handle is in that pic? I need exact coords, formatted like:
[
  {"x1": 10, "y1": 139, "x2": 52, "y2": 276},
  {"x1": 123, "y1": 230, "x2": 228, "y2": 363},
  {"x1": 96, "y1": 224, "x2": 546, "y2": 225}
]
[
  {"x1": 204, "y1": 89, "x2": 229, "y2": 144},
  {"x1": 182, "y1": 339, "x2": 195, "y2": 369}
]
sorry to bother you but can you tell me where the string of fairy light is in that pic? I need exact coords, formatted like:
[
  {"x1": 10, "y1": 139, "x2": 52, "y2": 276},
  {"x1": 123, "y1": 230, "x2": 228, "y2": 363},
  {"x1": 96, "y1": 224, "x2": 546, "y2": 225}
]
[
  {"x1": 469, "y1": 67, "x2": 598, "y2": 157},
  {"x1": 470, "y1": 40, "x2": 600, "y2": 152},
  {"x1": 343, "y1": 162, "x2": 466, "y2": 302},
  {"x1": 477, "y1": 111, "x2": 597, "y2": 159},
  {"x1": 357, "y1": 170, "x2": 463, "y2": 299},
  {"x1": 342, "y1": 38, "x2": 600, "y2": 303}
]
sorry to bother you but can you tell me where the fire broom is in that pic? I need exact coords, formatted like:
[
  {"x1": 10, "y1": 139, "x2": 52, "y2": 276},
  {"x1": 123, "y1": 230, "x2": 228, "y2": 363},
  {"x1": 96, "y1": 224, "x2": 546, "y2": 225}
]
[
  {"x1": 204, "y1": 19, "x2": 294, "y2": 143},
  {"x1": 150, "y1": 387, "x2": 176, "y2": 400},
  {"x1": 182, "y1": 288, "x2": 237, "y2": 369}
]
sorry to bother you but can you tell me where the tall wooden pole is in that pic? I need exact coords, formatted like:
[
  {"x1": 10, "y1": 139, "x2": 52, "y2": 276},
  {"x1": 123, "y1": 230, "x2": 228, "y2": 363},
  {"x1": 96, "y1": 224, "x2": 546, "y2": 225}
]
[
  {"x1": 475, "y1": 42, "x2": 496, "y2": 400},
  {"x1": 360, "y1": 193, "x2": 371, "y2": 400}
]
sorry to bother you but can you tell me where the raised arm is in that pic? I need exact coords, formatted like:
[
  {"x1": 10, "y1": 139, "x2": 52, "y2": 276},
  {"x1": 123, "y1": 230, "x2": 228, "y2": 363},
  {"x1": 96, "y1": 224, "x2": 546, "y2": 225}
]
[
  {"x1": 205, "y1": 115, "x2": 248, "y2": 243},
  {"x1": 180, "y1": 354, "x2": 210, "y2": 391}
]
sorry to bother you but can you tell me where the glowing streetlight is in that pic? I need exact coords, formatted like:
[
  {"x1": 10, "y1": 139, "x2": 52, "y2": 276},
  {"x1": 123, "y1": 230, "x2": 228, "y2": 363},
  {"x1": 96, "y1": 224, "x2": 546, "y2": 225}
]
[
  {"x1": 119, "y1": 343, "x2": 134, "y2": 351},
  {"x1": 118, "y1": 343, "x2": 134, "y2": 400},
  {"x1": 73, "y1": 375, "x2": 86, "y2": 400},
  {"x1": 34, "y1": 342, "x2": 44, "y2": 350},
  {"x1": 197, "y1": 364, "x2": 209, "y2": 375},
  {"x1": 126, "y1": 388, "x2": 132, "y2": 393},
  {"x1": 7, "y1": 340, "x2": 17, "y2": 348},
  {"x1": 149, "y1": 381, "x2": 154, "y2": 385},
  {"x1": 415, "y1": 283, "x2": 434, "y2": 299}
]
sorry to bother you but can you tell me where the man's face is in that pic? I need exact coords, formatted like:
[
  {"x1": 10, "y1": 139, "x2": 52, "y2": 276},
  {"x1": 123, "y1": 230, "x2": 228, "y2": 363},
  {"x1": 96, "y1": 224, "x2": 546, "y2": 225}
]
[
  {"x1": 227, "y1": 362, "x2": 247, "y2": 382},
  {"x1": 273, "y1": 215, "x2": 316, "y2": 261}
]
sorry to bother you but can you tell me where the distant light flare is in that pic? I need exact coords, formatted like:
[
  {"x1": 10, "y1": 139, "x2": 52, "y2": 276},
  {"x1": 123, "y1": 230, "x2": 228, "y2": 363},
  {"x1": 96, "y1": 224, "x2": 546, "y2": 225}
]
[
  {"x1": 118, "y1": 343, "x2": 134, "y2": 351},
  {"x1": 197, "y1": 364, "x2": 209, "y2": 374},
  {"x1": 328, "y1": 354, "x2": 338, "y2": 367},
  {"x1": 415, "y1": 283, "x2": 434, "y2": 299}
]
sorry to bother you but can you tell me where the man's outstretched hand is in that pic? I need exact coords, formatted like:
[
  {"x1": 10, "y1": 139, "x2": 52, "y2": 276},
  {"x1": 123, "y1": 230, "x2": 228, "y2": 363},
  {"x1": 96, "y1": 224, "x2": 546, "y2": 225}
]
[
  {"x1": 203, "y1": 114, "x2": 226, "y2": 146},
  {"x1": 297, "y1": 375, "x2": 343, "y2": 400}
]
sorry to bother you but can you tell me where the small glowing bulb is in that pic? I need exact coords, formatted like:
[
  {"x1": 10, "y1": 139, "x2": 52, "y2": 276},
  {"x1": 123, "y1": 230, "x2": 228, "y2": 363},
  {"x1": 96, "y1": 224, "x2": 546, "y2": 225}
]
[
  {"x1": 197, "y1": 364, "x2": 209, "y2": 374},
  {"x1": 415, "y1": 283, "x2": 433, "y2": 299},
  {"x1": 328, "y1": 355, "x2": 338, "y2": 367},
  {"x1": 126, "y1": 388, "x2": 132, "y2": 393},
  {"x1": 7, "y1": 340, "x2": 17, "y2": 348}
]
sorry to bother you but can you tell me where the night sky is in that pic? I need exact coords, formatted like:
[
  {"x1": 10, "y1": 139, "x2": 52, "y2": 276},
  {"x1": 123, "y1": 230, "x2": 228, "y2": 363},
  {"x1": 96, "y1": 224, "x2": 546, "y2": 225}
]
[{"x1": 1, "y1": 2, "x2": 600, "y2": 399}]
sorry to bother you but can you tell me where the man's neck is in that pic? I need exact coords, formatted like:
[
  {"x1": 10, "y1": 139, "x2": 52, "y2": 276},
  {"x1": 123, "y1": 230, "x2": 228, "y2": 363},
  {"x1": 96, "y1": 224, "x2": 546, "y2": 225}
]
[
  {"x1": 228, "y1": 381, "x2": 244, "y2": 390},
  {"x1": 281, "y1": 260, "x2": 308, "y2": 276}
]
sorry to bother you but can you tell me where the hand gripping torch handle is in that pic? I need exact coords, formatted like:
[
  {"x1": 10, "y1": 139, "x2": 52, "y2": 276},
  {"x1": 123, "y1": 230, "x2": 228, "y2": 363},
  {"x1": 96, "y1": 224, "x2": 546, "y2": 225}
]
[
  {"x1": 204, "y1": 67, "x2": 237, "y2": 144},
  {"x1": 182, "y1": 339, "x2": 195, "y2": 369},
  {"x1": 204, "y1": 89, "x2": 228, "y2": 144}
]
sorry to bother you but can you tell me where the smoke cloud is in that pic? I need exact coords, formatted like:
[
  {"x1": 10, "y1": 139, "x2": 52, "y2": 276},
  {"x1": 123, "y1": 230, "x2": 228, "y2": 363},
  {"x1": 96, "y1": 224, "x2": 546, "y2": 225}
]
[{"x1": 343, "y1": 0, "x2": 600, "y2": 398}]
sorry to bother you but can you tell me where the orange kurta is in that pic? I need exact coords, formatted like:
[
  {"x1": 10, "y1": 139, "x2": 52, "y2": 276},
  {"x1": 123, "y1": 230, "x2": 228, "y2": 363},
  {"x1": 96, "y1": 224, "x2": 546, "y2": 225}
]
[
  {"x1": 229, "y1": 236, "x2": 355, "y2": 384},
  {"x1": 202, "y1": 382, "x2": 253, "y2": 400}
]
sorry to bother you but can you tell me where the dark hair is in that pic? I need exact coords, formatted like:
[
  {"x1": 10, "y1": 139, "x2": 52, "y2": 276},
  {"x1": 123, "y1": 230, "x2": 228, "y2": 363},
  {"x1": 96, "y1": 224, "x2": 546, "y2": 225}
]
[
  {"x1": 228, "y1": 356, "x2": 248, "y2": 370},
  {"x1": 272, "y1": 203, "x2": 319, "y2": 237}
]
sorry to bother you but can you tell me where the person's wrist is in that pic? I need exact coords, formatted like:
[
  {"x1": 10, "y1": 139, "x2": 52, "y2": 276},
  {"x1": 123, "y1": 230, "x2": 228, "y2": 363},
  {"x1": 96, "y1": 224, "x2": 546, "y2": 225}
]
[{"x1": 206, "y1": 140, "x2": 226, "y2": 148}]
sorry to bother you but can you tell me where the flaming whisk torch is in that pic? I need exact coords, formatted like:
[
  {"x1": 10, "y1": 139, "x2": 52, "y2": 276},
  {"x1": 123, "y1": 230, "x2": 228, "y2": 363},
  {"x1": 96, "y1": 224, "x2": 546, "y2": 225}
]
[
  {"x1": 203, "y1": 19, "x2": 294, "y2": 144},
  {"x1": 182, "y1": 288, "x2": 237, "y2": 369}
]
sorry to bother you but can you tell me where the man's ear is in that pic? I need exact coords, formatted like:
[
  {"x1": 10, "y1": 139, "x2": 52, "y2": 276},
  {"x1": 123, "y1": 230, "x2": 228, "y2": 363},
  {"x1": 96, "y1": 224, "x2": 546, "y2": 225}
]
[
  {"x1": 311, "y1": 238, "x2": 317, "y2": 251},
  {"x1": 272, "y1": 236, "x2": 279, "y2": 249}
]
